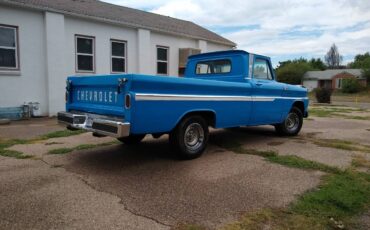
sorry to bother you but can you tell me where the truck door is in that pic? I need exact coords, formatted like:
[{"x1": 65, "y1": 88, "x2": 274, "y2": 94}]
[{"x1": 250, "y1": 57, "x2": 283, "y2": 125}]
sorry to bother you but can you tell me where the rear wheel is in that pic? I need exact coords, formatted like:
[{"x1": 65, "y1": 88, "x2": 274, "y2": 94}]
[
  {"x1": 117, "y1": 134, "x2": 146, "y2": 145},
  {"x1": 275, "y1": 107, "x2": 303, "y2": 136},
  {"x1": 170, "y1": 116, "x2": 209, "y2": 160}
]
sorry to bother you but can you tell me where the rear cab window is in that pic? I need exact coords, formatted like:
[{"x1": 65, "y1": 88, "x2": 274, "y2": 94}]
[{"x1": 195, "y1": 59, "x2": 231, "y2": 75}]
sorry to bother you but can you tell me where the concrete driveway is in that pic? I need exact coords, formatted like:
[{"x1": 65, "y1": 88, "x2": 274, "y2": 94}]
[{"x1": 1, "y1": 107, "x2": 370, "y2": 229}]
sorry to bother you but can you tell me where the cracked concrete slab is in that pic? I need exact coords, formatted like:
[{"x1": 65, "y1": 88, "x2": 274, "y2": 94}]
[
  {"x1": 1, "y1": 114, "x2": 369, "y2": 229},
  {"x1": 210, "y1": 122, "x2": 367, "y2": 169},
  {"x1": 8, "y1": 133, "x2": 115, "y2": 157},
  {"x1": 303, "y1": 117, "x2": 370, "y2": 146},
  {"x1": 52, "y1": 138, "x2": 323, "y2": 229},
  {"x1": 0, "y1": 157, "x2": 168, "y2": 230},
  {"x1": 0, "y1": 118, "x2": 64, "y2": 140},
  {"x1": 244, "y1": 138, "x2": 354, "y2": 168}
]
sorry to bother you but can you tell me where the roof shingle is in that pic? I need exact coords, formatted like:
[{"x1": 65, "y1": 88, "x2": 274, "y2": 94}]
[
  {"x1": 0, "y1": 0, "x2": 236, "y2": 46},
  {"x1": 303, "y1": 69, "x2": 364, "y2": 80}
]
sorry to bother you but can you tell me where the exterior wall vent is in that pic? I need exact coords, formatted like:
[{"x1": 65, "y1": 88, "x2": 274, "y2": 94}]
[{"x1": 179, "y1": 48, "x2": 201, "y2": 68}]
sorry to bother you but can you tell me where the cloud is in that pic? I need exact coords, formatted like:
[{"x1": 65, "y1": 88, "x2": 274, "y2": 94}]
[{"x1": 102, "y1": 0, "x2": 370, "y2": 65}]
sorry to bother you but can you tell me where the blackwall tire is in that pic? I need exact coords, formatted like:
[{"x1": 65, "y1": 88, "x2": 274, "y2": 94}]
[
  {"x1": 275, "y1": 107, "x2": 303, "y2": 136},
  {"x1": 169, "y1": 116, "x2": 209, "y2": 160}
]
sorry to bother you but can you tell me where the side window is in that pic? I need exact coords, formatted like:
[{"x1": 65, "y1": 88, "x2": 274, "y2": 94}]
[
  {"x1": 253, "y1": 58, "x2": 272, "y2": 80},
  {"x1": 0, "y1": 25, "x2": 19, "y2": 70},
  {"x1": 196, "y1": 59, "x2": 231, "y2": 75},
  {"x1": 111, "y1": 40, "x2": 126, "y2": 73},
  {"x1": 157, "y1": 46, "x2": 168, "y2": 75},
  {"x1": 75, "y1": 35, "x2": 95, "y2": 72}
]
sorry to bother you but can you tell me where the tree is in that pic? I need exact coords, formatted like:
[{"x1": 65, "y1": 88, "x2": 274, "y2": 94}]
[
  {"x1": 324, "y1": 43, "x2": 343, "y2": 69},
  {"x1": 309, "y1": 58, "x2": 326, "y2": 70},
  {"x1": 349, "y1": 52, "x2": 370, "y2": 68},
  {"x1": 348, "y1": 52, "x2": 370, "y2": 86},
  {"x1": 276, "y1": 58, "x2": 313, "y2": 84}
]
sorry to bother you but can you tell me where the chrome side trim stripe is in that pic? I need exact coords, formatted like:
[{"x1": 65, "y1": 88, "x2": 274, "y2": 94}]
[
  {"x1": 135, "y1": 93, "x2": 307, "y2": 102},
  {"x1": 136, "y1": 93, "x2": 253, "y2": 101}
]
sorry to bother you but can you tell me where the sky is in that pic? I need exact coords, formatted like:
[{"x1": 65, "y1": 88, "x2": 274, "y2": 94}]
[{"x1": 103, "y1": 0, "x2": 370, "y2": 67}]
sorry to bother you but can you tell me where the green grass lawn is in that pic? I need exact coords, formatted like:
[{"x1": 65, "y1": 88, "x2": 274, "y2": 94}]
[{"x1": 212, "y1": 139, "x2": 370, "y2": 230}]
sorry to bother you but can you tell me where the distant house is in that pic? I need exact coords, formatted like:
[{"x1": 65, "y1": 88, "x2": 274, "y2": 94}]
[{"x1": 302, "y1": 69, "x2": 366, "y2": 92}]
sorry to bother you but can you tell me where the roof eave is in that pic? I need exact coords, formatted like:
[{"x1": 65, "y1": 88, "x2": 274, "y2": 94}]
[{"x1": 0, "y1": 0, "x2": 236, "y2": 47}]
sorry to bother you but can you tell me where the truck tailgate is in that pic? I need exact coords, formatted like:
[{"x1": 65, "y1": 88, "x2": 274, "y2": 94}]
[{"x1": 66, "y1": 75, "x2": 127, "y2": 117}]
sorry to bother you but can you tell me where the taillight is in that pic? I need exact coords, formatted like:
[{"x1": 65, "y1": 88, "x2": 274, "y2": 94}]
[{"x1": 125, "y1": 94, "x2": 131, "y2": 109}]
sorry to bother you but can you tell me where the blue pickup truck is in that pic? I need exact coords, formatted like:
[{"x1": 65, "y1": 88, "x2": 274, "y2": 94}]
[{"x1": 58, "y1": 50, "x2": 308, "y2": 159}]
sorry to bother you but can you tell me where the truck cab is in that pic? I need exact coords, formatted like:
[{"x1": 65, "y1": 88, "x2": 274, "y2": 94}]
[{"x1": 185, "y1": 50, "x2": 307, "y2": 124}]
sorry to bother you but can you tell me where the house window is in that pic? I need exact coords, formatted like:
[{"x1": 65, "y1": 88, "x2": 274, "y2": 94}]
[
  {"x1": 195, "y1": 59, "x2": 231, "y2": 75},
  {"x1": 111, "y1": 40, "x2": 126, "y2": 73},
  {"x1": 336, "y1": 78, "x2": 342, "y2": 89},
  {"x1": 75, "y1": 35, "x2": 95, "y2": 72},
  {"x1": 0, "y1": 25, "x2": 19, "y2": 70},
  {"x1": 157, "y1": 46, "x2": 168, "y2": 75}
]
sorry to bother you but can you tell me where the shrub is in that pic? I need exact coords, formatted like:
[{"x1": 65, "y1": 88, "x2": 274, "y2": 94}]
[
  {"x1": 341, "y1": 78, "x2": 362, "y2": 93},
  {"x1": 276, "y1": 62, "x2": 313, "y2": 84},
  {"x1": 315, "y1": 88, "x2": 332, "y2": 103}
]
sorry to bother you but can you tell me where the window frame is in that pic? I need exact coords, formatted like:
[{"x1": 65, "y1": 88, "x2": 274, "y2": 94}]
[
  {"x1": 75, "y1": 35, "x2": 95, "y2": 73},
  {"x1": 110, "y1": 39, "x2": 127, "y2": 74},
  {"x1": 0, "y1": 24, "x2": 20, "y2": 71},
  {"x1": 336, "y1": 78, "x2": 342, "y2": 89},
  {"x1": 195, "y1": 59, "x2": 232, "y2": 75},
  {"x1": 252, "y1": 58, "x2": 273, "y2": 80},
  {"x1": 156, "y1": 45, "x2": 169, "y2": 75}
]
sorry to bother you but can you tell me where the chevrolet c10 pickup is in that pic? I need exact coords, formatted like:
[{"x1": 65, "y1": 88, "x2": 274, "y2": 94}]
[{"x1": 58, "y1": 50, "x2": 308, "y2": 159}]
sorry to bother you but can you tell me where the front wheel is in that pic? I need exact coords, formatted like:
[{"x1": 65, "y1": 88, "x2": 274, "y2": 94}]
[
  {"x1": 169, "y1": 116, "x2": 209, "y2": 160},
  {"x1": 275, "y1": 107, "x2": 303, "y2": 136},
  {"x1": 117, "y1": 134, "x2": 146, "y2": 145}
]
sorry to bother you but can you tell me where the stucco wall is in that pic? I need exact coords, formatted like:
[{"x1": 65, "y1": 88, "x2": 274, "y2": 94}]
[
  {"x1": 64, "y1": 17, "x2": 139, "y2": 76},
  {"x1": 207, "y1": 42, "x2": 231, "y2": 52},
  {"x1": 0, "y1": 6, "x2": 233, "y2": 116},
  {"x1": 0, "y1": 5, "x2": 48, "y2": 114},
  {"x1": 150, "y1": 32, "x2": 198, "y2": 76}
]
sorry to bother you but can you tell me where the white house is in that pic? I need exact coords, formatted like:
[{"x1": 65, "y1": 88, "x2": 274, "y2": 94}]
[{"x1": 0, "y1": 0, "x2": 235, "y2": 117}]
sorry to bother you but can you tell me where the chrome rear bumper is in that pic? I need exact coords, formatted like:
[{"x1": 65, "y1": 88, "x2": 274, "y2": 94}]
[{"x1": 57, "y1": 111, "x2": 130, "y2": 138}]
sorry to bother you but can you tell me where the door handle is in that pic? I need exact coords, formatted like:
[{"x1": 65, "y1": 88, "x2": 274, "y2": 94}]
[{"x1": 256, "y1": 83, "x2": 263, "y2": 86}]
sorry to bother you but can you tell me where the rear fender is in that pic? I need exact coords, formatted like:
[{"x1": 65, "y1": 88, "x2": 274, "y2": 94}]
[{"x1": 173, "y1": 109, "x2": 217, "y2": 131}]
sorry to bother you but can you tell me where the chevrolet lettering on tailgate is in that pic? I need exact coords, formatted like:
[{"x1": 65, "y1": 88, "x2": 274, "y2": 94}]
[
  {"x1": 58, "y1": 50, "x2": 309, "y2": 159},
  {"x1": 76, "y1": 90, "x2": 119, "y2": 104}
]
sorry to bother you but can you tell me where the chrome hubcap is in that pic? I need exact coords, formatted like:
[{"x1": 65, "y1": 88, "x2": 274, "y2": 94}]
[
  {"x1": 184, "y1": 123, "x2": 204, "y2": 152},
  {"x1": 285, "y1": 113, "x2": 299, "y2": 131}
]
